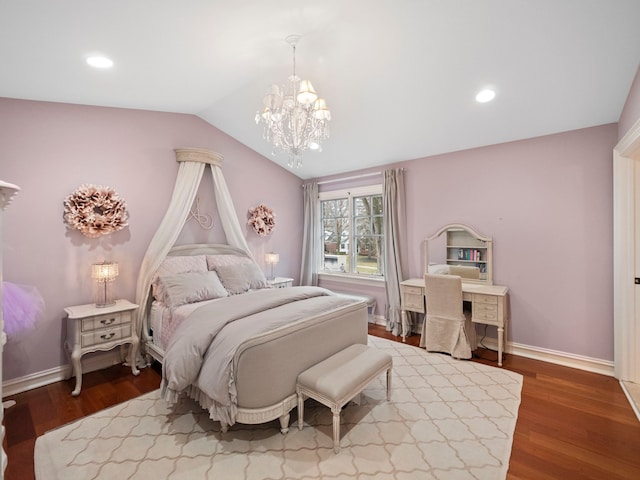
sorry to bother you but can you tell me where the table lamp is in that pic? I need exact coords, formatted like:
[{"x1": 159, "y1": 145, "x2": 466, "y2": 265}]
[
  {"x1": 91, "y1": 261, "x2": 119, "y2": 307},
  {"x1": 265, "y1": 253, "x2": 279, "y2": 280}
]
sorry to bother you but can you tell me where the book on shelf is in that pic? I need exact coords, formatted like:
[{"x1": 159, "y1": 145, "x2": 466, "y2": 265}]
[{"x1": 456, "y1": 248, "x2": 482, "y2": 261}]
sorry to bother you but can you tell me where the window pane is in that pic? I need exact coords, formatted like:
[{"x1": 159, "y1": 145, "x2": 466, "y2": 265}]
[
  {"x1": 323, "y1": 199, "x2": 348, "y2": 217},
  {"x1": 354, "y1": 197, "x2": 369, "y2": 216},
  {"x1": 321, "y1": 198, "x2": 349, "y2": 273},
  {"x1": 372, "y1": 215, "x2": 383, "y2": 235},
  {"x1": 355, "y1": 217, "x2": 371, "y2": 235},
  {"x1": 372, "y1": 196, "x2": 383, "y2": 214},
  {"x1": 355, "y1": 237, "x2": 383, "y2": 275}
]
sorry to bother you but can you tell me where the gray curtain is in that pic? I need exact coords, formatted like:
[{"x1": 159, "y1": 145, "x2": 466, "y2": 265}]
[
  {"x1": 300, "y1": 182, "x2": 319, "y2": 286},
  {"x1": 383, "y1": 169, "x2": 408, "y2": 335}
]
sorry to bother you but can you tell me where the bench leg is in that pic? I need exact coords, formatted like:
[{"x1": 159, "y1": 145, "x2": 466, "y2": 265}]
[
  {"x1": 297, "y1": 391, "x2": 304, "y2": 431},
  {"x1": 386, "y1": 366, "x2": 392, "y2": 401},
  {"x1": 331, "y1": 405, "x2": 342, "y2": 453}
]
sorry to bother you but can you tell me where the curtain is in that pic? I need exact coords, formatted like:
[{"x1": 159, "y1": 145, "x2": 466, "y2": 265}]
[
  {"x1": 299, "y1": 182, "x2": 319, "y2": 286},
  {"x1": 134, "y1": 160, "x2": 205, "y2": 351},
  {"x1": 210, "y1": 166, "x2": 252, "y2": 257},
  {"x1": 383, "y1": 168, "x2": 408, "y2": 336}
]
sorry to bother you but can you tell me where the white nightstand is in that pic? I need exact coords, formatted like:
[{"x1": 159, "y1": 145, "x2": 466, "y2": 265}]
[
  {"x1": 267, "y1": 277, "x2": 294, "y2": 288},
  {"x1": 64, "y1": 299, "x2": 140, "y2": 396}
]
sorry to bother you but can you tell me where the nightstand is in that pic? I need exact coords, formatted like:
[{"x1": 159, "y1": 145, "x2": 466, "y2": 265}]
[
  {"x1": 64, "y1": 299, "x2": 140, "y2": 396},
  {"x1": 268, "y1": 277, "x2": 294, "y2": 288}
]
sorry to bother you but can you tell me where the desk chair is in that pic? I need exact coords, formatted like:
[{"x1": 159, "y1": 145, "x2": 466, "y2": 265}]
[{"x1": 419, "y1": 273, "x2": 477, "y2": 359}]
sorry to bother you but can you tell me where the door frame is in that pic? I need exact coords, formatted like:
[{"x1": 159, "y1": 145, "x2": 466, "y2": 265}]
[{"x1": 613, "y1": 118, "x2": 640, "y2": 382}]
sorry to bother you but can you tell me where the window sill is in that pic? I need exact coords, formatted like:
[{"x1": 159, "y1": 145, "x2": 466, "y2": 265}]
[{"x1": 317, "y1": 272, "x2": 386, "y2": 288}]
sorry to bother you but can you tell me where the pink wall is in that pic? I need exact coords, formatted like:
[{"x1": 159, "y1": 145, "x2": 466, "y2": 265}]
[
  {"x1": 619, "y1": 64, "x2": 640, "y2": 139},
  {"x1": 0, "y1": 98, "x2": 303, "y2": 381},
  {"x1": 316, "y1": 124, "x2": 617, "y2": 361},
  {"x1": 0, "y1": 95, "x2": 621, "y2": 383}
]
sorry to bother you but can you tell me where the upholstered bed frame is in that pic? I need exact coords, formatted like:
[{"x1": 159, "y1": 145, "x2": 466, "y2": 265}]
[{"x1": 141, "y1": 243, "x2": 368, "y2": 432}]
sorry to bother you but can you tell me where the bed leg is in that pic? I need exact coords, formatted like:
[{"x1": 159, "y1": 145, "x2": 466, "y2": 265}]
[{"x1": 279, "y1": 413, "x2": 290, "y2": 434}]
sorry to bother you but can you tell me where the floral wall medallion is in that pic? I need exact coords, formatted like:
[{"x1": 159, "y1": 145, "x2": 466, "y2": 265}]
[
  {"x1": 248, "y1": 203, "x2": 275, "y2": 237},
  {"x1": 63, "y1": 184, "x2": 129, "y2": 238}
]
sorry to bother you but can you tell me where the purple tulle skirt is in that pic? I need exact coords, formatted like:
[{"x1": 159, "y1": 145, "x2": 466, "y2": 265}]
[{"x1": 2, "y1": 281, "x2": 44, "y2": 342}]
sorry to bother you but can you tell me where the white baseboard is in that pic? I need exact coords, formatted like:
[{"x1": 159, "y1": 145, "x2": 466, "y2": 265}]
[
  {"x1": 620, "y1": 381, "x2": 640, "y2": 423},
  {"x1": 397, "y1": 324, "x2": 615, "y2": 377},
  {"x1": 478, "y1": 338, "x2": 615, "y2": 376},
  {"x1": 2, "y1": 349, "x2": 123, "y2": 398}
]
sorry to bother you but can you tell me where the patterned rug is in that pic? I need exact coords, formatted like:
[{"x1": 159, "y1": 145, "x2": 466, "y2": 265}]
[{"x1": 34, "y1": 336, "x2": 522, "y2": 479}]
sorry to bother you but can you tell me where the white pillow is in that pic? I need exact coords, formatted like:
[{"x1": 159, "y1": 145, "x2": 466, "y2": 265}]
[
  {"x1": 152, "y1": 255, "x2": 208, "y2": 301},
  {"x1": 428, "y1": 264, "x2": 451, "y2": 275},
  {"x1": 215, "y1": 263, "x2": 268, "y2": 295},
  {"x1": 206, "y1": 254, "x2": 253, "y2": 270},
  {"x1": 159, "y1": 271, "x2": 228, "y2": 308}
]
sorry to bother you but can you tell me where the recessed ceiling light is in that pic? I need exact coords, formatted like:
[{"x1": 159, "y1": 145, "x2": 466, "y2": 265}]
[
  {"x1": 86, "y1": 56, "x2": 114, "y2": 69},
  {"x1": 476, "y1": 89, "x2": 496, "y2": 103}
]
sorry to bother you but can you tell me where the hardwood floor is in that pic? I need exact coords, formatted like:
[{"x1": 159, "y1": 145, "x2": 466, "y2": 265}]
[{"x1": 4, "y1": 325, "x2": 640, "y2": 480}]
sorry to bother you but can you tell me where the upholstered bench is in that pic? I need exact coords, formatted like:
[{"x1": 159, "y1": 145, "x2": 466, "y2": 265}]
[
  {"x1": 296, "y1": 343, "x2": 392, "y2": 453},
  {"x1": 334, "y1": 292, "x2": 377, "y2": 322}
]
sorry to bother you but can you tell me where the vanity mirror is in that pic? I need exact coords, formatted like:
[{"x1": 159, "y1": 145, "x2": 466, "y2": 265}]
[{"x1": 423, "y1": 223, "x2": 493, "y2": 285}]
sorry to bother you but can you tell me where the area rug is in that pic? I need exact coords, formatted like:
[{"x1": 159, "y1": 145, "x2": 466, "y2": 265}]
[{"x1": 34, "y1": 336, "x2": 522, "y2": 479}]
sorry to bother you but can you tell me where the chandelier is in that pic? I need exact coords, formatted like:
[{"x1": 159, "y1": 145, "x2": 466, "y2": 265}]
[{"x1": 255, "y1": 35, "x2": 331, "y2": 169}]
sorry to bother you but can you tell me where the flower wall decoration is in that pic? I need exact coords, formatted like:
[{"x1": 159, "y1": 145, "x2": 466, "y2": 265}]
[
  {"x1": 248, "y1": 203, "x2": 275, "y2": 237},
  {"x1": 63, "y1": 184, "x2": 128, "y2": 238}
]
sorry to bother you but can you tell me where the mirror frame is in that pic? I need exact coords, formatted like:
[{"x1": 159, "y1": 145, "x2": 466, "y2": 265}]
[{"x1": 423, "y1": 223, "x2": 493, "y2": 285}]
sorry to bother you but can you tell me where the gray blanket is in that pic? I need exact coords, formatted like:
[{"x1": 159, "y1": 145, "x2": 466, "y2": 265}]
[{"x1": 160, "y1": 286, "x2": 355, "y2": 425}]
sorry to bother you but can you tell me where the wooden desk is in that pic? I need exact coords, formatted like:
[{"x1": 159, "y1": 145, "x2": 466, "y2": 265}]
[{"x1": 400, "y1": 278, "x2": 509, "y2": 366}]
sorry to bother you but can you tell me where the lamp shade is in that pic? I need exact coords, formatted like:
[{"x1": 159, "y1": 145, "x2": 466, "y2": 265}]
[
  {"x1": 313, "y1": 97, "x2": 331, "y2": 120},
  {"x1": 91, "y1": 262, "x2": 119, "y2": 282},
  {"x1": 265, "y1": 253, "x2": 280, "y2": 265},
  {"x1": 297, "y1": 80, "x2": 318, "y2": 105}
]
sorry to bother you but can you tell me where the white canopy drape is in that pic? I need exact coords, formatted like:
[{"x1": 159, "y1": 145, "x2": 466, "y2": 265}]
[{"x1": 134, "y1": 148, "x2": 251, "y2": 353}]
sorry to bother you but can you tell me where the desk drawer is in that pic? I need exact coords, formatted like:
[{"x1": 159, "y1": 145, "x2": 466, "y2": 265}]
[
  {"x1": 81, "y1": 312, "x2": 127, "y2": 332},
  {"x1": 473, "y1": 294, "x2": 498, "y2": 305},
  {"x1": 401, "y1": 286, "x2": 425, "y2": 312},
  {"x1": 473, "y1": 302, "x2": 498, "y2": 323},
  {"x1": 81, "y1": 324, "x2": 131, "y2": 347},
  {"x1": 474, "y1": 302, "x2": 497, "y2": 315},
  {"x1": 403, "y1": 286, "x2": 423, "y2": 296}
]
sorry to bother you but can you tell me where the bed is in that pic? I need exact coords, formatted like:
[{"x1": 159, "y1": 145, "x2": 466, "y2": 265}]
[{"x1": 141, "y1": 243, "x2": 368, "y2": 433}]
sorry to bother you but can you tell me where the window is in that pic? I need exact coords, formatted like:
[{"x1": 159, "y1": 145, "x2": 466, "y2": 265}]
[{"x1": 320, "y1": 185, "x2": 384, "y2": 276}]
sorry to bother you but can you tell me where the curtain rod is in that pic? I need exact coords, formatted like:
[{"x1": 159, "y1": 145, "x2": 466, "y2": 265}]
[{"x1": 314, "y1": 171, "x2": 382, "y2": 186}]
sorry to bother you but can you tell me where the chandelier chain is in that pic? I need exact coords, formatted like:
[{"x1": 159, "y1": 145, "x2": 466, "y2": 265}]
[{"x1": 292, "y1": 43, "x2": 296, "y2": 78}]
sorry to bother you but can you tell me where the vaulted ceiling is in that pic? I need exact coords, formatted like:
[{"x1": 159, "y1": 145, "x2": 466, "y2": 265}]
[{"x1": 2, "y1": 1, "x2": 639, "y2": 179}]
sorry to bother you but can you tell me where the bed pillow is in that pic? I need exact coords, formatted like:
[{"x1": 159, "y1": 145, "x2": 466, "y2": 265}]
[
  {"x1": 152, "y1": 255, "x2": 208, "y2": 301},
  {"x1": 159, "y1": 270, "x2": 228, "y2": 308},
  {"x1": 206, "y1": 254, "x2": 253, "y2": 270},
  {"x1": 428, "y1": 264, "x2": 450, "y2": 275},
  {"x1": 215, "y1": 262, "x2": 268, "y2": 295}
]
